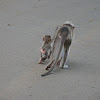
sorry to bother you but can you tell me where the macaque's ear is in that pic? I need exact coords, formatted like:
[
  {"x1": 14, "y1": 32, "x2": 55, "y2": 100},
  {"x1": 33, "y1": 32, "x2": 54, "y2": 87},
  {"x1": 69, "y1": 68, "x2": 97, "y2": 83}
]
[
  {"x1": 43, "y1": 37, "x2": 45, "y2": 41},
  {"x1": 43, "y1": 35, "x2": 46, "y2": 41}
]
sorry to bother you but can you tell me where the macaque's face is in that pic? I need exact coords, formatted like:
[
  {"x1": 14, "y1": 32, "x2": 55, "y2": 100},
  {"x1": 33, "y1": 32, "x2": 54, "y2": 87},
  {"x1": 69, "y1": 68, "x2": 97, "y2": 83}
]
[{"x1": 43, "y1": 35, "x2": 51, "y2": 43}]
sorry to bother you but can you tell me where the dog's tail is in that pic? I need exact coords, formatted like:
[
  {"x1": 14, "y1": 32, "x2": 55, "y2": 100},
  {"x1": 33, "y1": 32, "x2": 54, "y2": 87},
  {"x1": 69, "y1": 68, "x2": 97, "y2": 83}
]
[{"x1": 41, "y1": 37, "x2": 65, "y2": 77}]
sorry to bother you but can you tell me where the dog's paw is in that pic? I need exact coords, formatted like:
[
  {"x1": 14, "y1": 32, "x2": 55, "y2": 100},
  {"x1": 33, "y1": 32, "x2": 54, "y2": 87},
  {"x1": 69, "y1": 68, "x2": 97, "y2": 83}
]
[{"x1": 63, "y1": 65, "x2": 69, "y2": 69}]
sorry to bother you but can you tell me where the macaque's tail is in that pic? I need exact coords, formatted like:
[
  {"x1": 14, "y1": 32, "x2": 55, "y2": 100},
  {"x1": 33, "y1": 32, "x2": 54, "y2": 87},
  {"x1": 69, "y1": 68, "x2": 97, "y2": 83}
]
[{"x1": 41, "y1": 37, "x2": 65, "y2": 77}]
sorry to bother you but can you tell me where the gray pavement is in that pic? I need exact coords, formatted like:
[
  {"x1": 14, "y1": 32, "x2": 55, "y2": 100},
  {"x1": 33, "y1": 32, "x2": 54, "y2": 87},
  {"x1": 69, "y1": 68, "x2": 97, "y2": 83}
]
[{"x1": 0, "y1": 0, "x2": 100, "y2": 100}]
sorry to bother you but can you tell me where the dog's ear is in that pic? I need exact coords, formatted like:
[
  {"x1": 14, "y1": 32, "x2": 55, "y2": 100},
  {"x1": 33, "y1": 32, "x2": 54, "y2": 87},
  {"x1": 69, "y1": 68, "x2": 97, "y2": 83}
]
[
  {"x1": 43, "y1": 37, "x2": 45, "y2": 41},
  {"x1": 73, "y1": 26, "x2": 75, "y2": 29}
]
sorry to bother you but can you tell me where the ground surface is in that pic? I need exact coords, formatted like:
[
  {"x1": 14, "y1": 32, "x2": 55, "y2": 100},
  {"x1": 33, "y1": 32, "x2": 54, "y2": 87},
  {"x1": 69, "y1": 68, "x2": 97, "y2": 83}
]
[{"x1": 0, "y1": 0, "x2": 100, "y2": 100}]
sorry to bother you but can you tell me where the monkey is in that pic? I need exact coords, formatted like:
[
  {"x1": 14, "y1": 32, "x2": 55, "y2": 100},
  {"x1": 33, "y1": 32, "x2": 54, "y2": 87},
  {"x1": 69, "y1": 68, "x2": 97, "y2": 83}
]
[
  {"x1": 38, "y1": 35, "x2": 52, "y2": 64},
  {"x1": 41, "y1": 21, "x2": 75, "y2": 76}
]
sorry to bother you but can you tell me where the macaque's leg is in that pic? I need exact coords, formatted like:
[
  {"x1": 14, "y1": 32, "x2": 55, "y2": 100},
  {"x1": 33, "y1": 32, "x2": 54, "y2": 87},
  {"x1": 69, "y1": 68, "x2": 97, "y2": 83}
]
[
  {"x1": 48, "y1": 49, "x2": 51, "y2": 59},
  {"x1": 38, "y1": 58, "x2": 44, "y2": 64},
  {"x1": 38, "y1": 52, "x2": 43, "y2": 64},
  {"x1": 38, "y1": 51, "x2": 48, "y2": 64}
]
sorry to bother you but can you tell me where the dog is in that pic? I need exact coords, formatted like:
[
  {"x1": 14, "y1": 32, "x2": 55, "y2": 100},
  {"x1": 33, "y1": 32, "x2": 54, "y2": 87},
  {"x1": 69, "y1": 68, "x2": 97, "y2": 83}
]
[{"x1": 41, "y1": 21, "x2": 75, "y2": 76}]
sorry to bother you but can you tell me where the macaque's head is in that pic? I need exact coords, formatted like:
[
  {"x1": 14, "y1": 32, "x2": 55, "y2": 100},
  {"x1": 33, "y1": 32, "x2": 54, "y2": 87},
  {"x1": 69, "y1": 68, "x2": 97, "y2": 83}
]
[{"x1": 43, "y1": 35, "x2": 51, "y2": 43}]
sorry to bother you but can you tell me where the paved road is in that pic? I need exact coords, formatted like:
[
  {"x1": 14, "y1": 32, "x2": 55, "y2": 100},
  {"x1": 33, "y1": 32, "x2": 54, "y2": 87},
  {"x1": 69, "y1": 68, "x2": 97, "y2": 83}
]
[{"x1": 0, "y1": 0, "x2": 100, "y2": 100}]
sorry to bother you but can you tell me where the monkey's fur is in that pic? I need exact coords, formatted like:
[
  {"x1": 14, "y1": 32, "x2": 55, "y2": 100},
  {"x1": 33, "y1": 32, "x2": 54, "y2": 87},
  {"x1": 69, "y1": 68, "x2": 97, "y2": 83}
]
[
  {"x1": 41, "y1": 22, "x2": 75, "y2": 76},
  {"x1": 38, "y1": 35, "x2": 52, "y2": 64}
]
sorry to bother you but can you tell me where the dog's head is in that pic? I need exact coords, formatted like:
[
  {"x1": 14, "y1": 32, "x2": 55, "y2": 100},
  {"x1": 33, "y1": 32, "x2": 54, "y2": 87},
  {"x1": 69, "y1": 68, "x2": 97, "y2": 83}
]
[{"x1": 64, "y1": 21, "x2": 75, "y2": 30}]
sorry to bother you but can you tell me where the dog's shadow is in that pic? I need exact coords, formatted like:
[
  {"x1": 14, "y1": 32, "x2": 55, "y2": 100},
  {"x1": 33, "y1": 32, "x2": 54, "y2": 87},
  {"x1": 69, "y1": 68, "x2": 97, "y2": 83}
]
[
  {"x1": 67, "y1": 60, "x2": 86, "y2": 71},
  {"x1": 42, "y1": 59, "x2": 86, "y2": 75}
]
